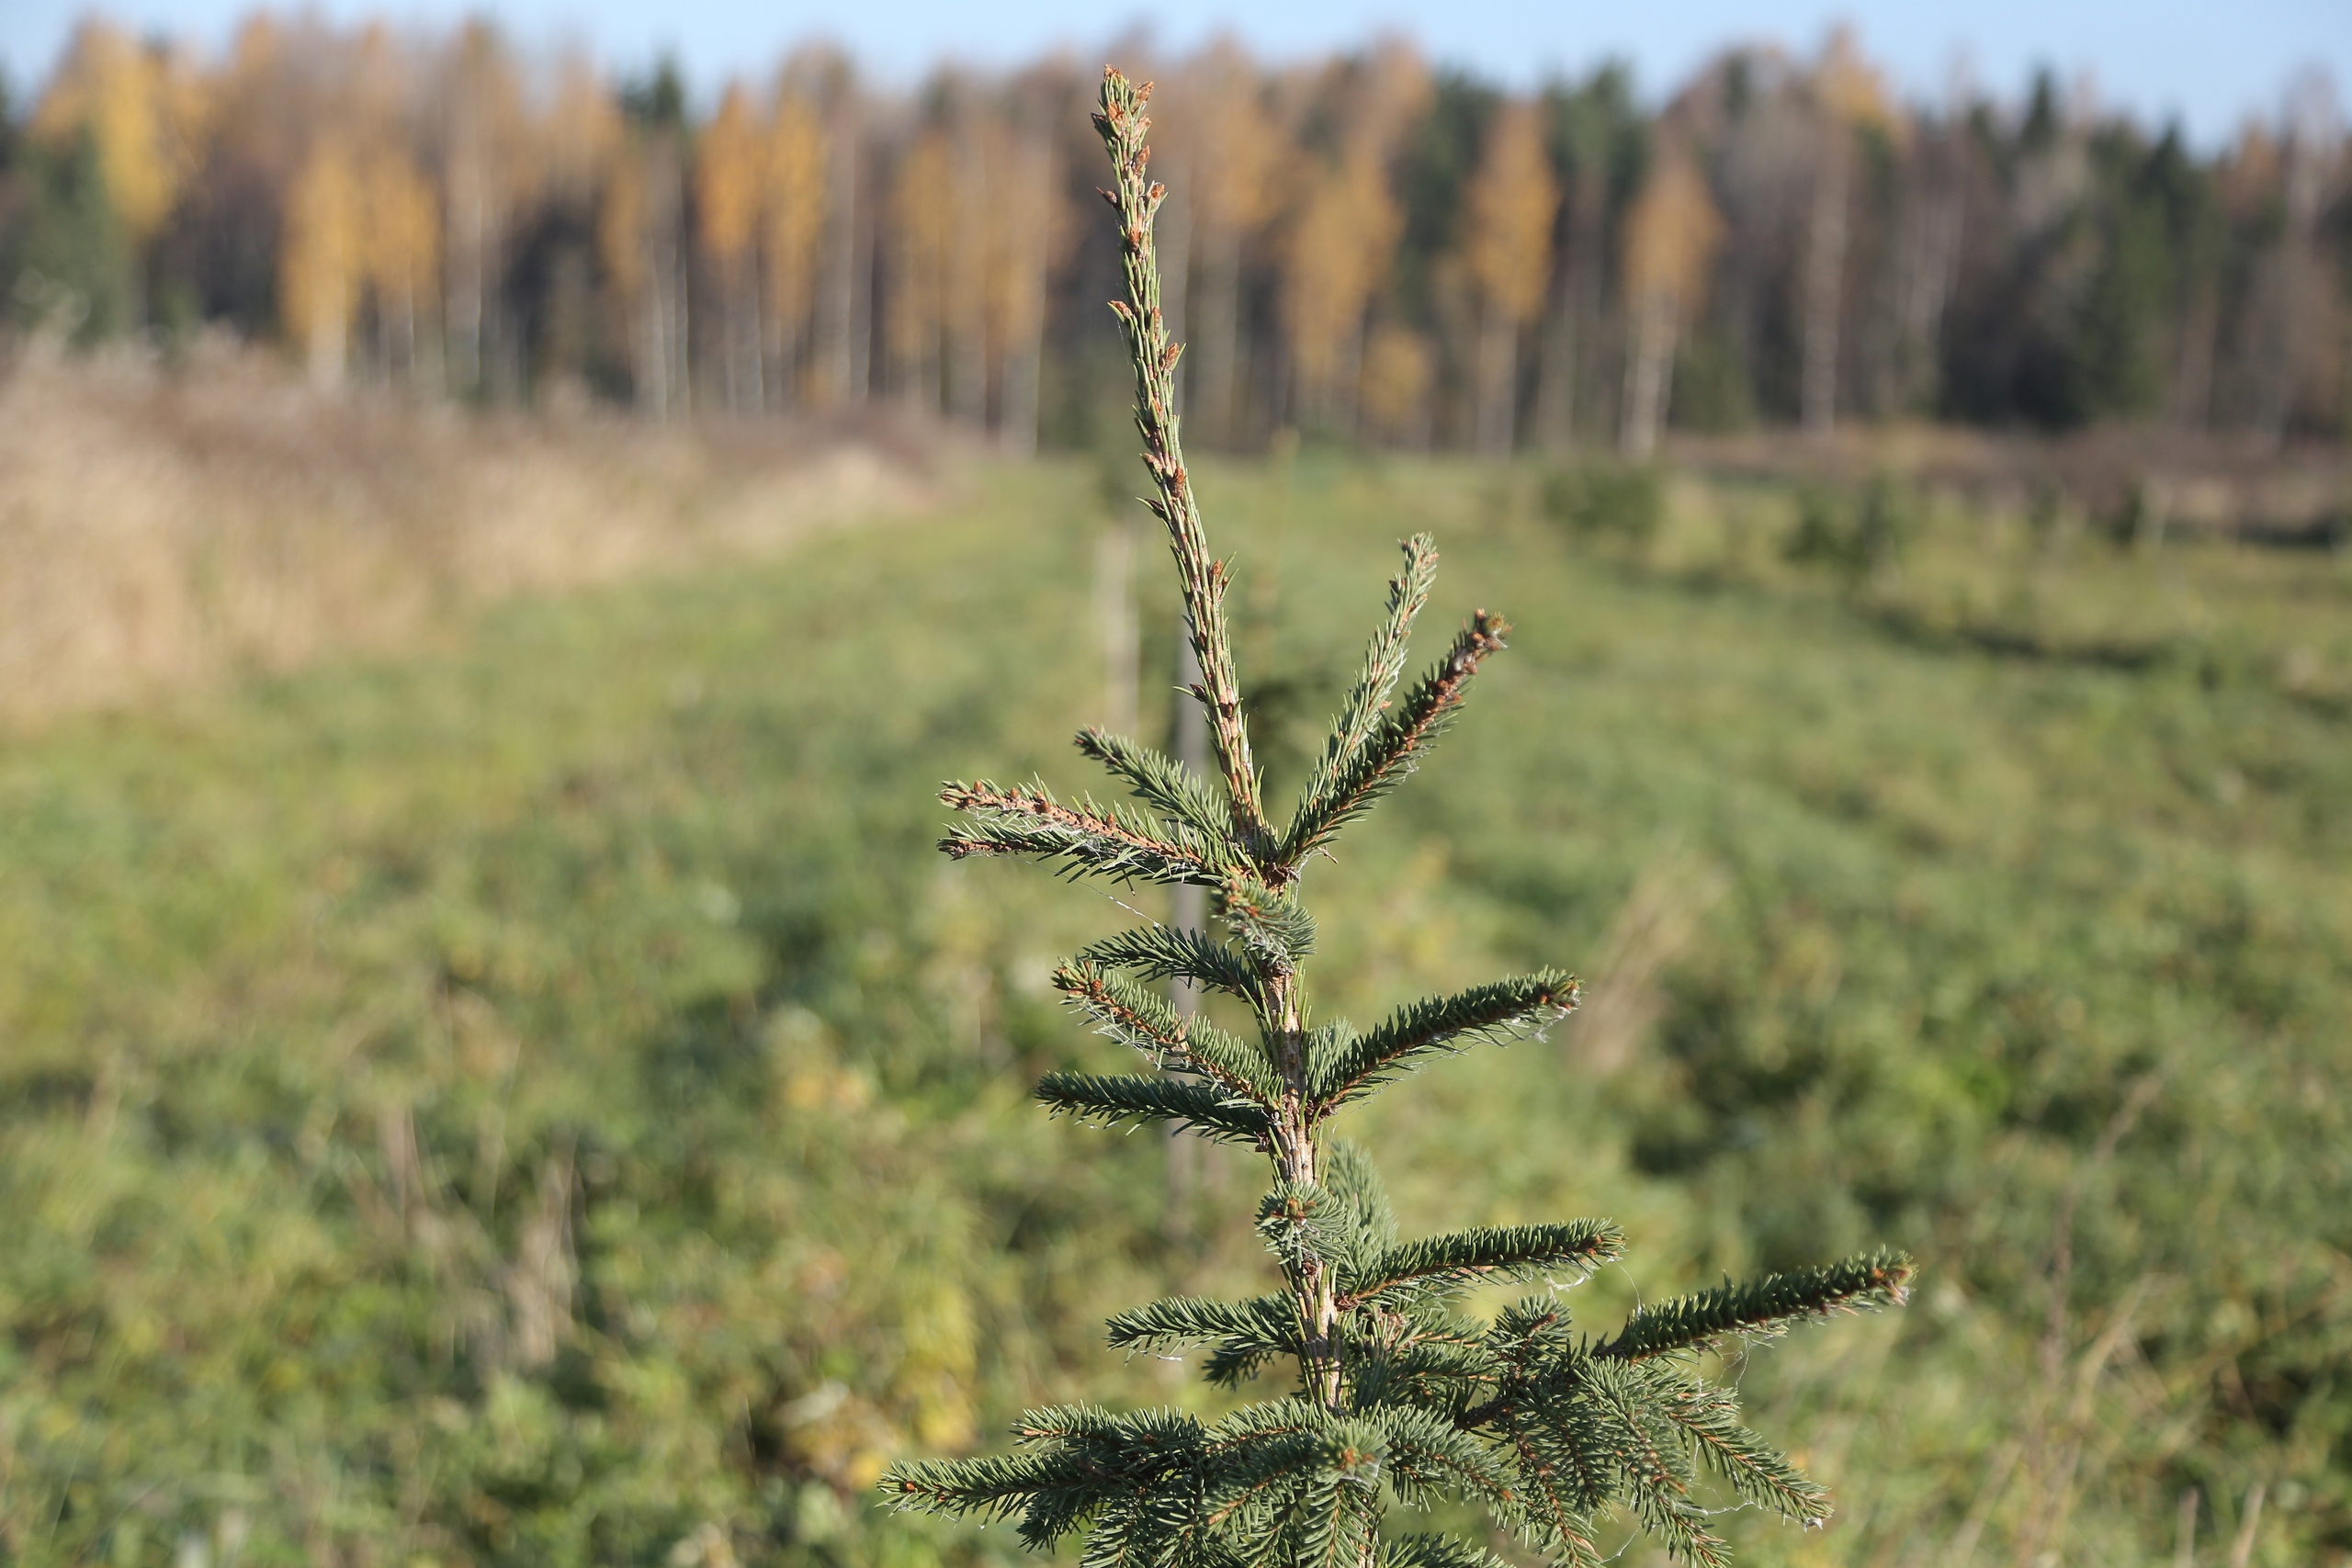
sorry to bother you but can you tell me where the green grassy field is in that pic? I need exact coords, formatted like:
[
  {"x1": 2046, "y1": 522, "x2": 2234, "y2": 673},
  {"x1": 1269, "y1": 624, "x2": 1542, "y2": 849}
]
[{"x1": 0, "y1": 456, "x2": 2345, "y2": 1567}]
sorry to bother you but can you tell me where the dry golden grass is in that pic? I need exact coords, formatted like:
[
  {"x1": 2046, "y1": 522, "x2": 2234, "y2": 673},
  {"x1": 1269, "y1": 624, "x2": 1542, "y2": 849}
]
[{"x1": 0, "y1": 342, "x2": 941, "y2": 719}]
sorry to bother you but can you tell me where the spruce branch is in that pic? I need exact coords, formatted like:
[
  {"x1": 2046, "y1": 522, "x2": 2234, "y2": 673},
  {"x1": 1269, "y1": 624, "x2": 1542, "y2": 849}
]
[
  {"x1": 1577, "y1": 1359, "x2": 1726, "y2": 1568},
  {"x1": 1657, "y1": 1378, "x2": 1830, "y2": 1525},
  {"x1": 1342, "y1": 1222, "x2": 1626, "y2": 1307},
  {"x1": 1488, "y1": 1297, "x2": 1577, "y2": 1359},
  {"x1": 1082, "y1": 924, "x2": 1268, "y2": 1010},
  {"x1": 1091, "y1": 68, "x2": 1272, "y2": 862},
  {"x1": 885, "y1": 1449, "x2": 1084, "y2": 1520},
  {"x1": 1313, "y1": 970, "x2": 1579, "y2": 1109},
  {"x1": 1380, "y1": 1535, "x2": 1513, "y2": 1568},
  {"x1": 1106, "y1": 1293, "x2": 1303, "y2": 1387},
  {"x1": 1447, "y1": 1300, "x2": 1581, "y2": 1436},
  {"x1": 1348, "y1": 1329, "x2": 1502, "y2": 1416},
  {"x1": 888, "y1": 1404, "x2": 1219, "y2": 1553},
  {"x1": 1293, "y1": 1463, "x2": 1385, "y2": 1568},
  {"x1": 1493, "y1": 1410, "x2": 1610, "y2": 1568},
  {"x1": 1318, "y1": 1138, "x2": 1399, "y2": 1250},
  {"x1": 1367, "y1": 1405, "x2": 1519, "y2": 1509},
  {"x1": 1102, "y1": 1292, "x2": 1295, "y2": 1354},
  {"x1": 1008, "y1": 1403, "x2": 1135, "y2": 1444},
  {"x1": 1593, "y1": 1248, "x2": 1916, "y2": 1361},
  {"x1": 1510, "y1": 1399, "x2": 1617, "y2": 1515},
  {"x1": 1077, "y1": 727, "x2": 1233, "y2": 844},
  {"x1": 1279, "y1": 610, "x2": 1511, "y2": 870},
  {"x1": 1285, "y1": 535, "x2": 1440, "y2": 872},
  {"x1": 1050, "y1": 961, "x2": 1275, "y2": 1100},
  {"x1": 1256, "y1": 1182, "x2": 1354, "y2": 1272},
  {"x1": 942, "y1": 779, "x2": 1227, "y2": 886},
  {"x1": 1199, "y1": 1403, "x2": 1357, "y2": 1540},
  {"x1": 1049, "y1": 957, "x2": 1190, "y2": 1052},
  {"x1": 1216, "y1": 876, "x2": 1317, "y2": 973},
  {"x1": 1037, "y1": 1072, "x2": 1272, "y2": 1145}
]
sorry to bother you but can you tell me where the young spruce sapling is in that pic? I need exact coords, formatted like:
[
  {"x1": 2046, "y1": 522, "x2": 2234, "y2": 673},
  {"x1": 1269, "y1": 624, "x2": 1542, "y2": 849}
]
[{"x1": 882, "y1": 67, "x2": 1912, "y2": 1568}]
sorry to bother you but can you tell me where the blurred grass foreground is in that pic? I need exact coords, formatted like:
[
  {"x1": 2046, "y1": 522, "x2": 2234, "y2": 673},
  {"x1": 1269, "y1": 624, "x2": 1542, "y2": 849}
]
[{"x1": 0, "y1": 370, "x2": 2347, "y2": 1566}]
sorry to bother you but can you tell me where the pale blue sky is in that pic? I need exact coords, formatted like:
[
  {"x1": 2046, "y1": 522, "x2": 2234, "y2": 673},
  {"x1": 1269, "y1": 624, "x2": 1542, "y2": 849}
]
[{"x1": 4, "y1": 0, "x2": 2344, "y2": 146}]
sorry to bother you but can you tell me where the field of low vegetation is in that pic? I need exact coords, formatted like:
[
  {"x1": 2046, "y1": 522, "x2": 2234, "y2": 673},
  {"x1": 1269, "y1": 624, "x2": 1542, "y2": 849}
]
[{"x1": 0, "y1": 447, "x2": 2345, "y2": 1567}]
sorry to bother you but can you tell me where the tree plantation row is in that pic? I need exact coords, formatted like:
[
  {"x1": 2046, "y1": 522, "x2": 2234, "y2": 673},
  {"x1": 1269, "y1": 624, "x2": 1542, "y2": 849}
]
[{"x1": 4, "y1": 16, "x2": 2347, "y2": 448}]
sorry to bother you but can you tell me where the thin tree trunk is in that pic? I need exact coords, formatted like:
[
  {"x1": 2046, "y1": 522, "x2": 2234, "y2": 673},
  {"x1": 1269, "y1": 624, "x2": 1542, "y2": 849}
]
[
  {"x1": 1193, "y1": 231, "x2": 1241, "y2": 446},
  {"x1": 2227, "y1": 1483, "x2": 2267, "y2": 1568},
  {"x1": 399, "y1": 284, "x2": 418, "y2": 389},
  {"x1": 1533, "y1": 168, "x2": 1600, "y2": 452},
  {"x1": 1476, "y1": 302, "x2": 1518, "y2": 455},
  {"x1": 1002, "y1": 139, "x2": 1048, "y2": 461},
  {"x1": 447, "y1": 169, "x2": 489, "y2": 398},
  {"x1": 917, "y1": 257, "x2": 942, "y2": 414},
  {"x1": 451, "y1": 197, "x2": 479, "y2": 394},
  {"x1": 668, "y1": 198, "x2": 691, "y2": 417},
  {"x1": 639, "y1": 290, "x2": 667, "y2": 417},
  {"x1": 1620, "y1": 297, "x2": 1674, "y2": 459},
  {"x1": 1002, "y1": 338, "x2": 1042, "y2": 456},
  {"x1": 1802, "y1": 128, "x2": 1849, "y2": 436},
  {"x1": 849, "y1": 169, "x2": 874, "y2": 402},
  {"x1": 731, "y1": 276, "x2": 763, "y2": 412},
  {"x1": 2252, "y1": 246, "x2": 2310, "y2": 448},
  {"x1": 1895, "y1": 137, "x2": 1964, "y2": 416},
  {"x1": 308, "y1": 307, "x2": 347, "y2": 389},
  {"x1": 1337, "y1": 318, "x2": 1368, "y2": 442},
  {"x1": 1570, "y1": 172, "x2": 1609, "y2": 446},
  {"x1": 660, "y1": 142, "x2": 690, "y2": 417},
  {"x1": 947, "y1": 136, "x2": 988, "y2": 428},
  {"x1": 762, "y1": 241, "x2": 785, "y2": 412},
  {"x1": 992, "y1": 133, "x2": 1056, "y2": 453},
  {"x1": 813, "y1": 121, "x2": 858, "y2": 407},
  {"x1": 1532, "y1": 290, "x2": 1576, "y2": 453},
  {"x1": 2169, "y1": 283, "x2": 2217, "y2": 429},
  {"x1": 637, "y1": 137, "x2": 688, "y2": 419}
]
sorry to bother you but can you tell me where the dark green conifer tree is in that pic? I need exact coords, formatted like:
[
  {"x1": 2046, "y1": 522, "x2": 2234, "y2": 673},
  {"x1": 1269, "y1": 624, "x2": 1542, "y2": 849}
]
[
  {"x1": 5, "y1": 127, "x2": 136, "y2": 344},
  {"x1": 883, "y1": 67, "x2": 1912, "y2": 1568}
]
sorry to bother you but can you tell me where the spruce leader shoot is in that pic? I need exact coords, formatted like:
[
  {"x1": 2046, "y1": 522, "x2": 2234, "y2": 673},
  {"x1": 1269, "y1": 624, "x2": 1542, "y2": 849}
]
[{"x1": 887, "y1": 66, "x2": 1911, "y2": 1568}]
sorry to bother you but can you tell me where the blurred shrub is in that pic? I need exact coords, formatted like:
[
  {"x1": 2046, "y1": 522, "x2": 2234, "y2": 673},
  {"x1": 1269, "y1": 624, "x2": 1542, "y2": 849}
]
[
  {"x1": 1541, "y1": 460, "x2": 1665, "y2": 544},
  {"x1": 1783, "y1": 473, "x2": 1921, "y2": 585}
]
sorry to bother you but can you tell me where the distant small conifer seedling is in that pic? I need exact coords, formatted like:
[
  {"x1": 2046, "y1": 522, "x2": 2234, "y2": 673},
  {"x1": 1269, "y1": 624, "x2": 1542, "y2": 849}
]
[{"x1": 883, "y1": 66, "x2": 1912, "y2": 1568}]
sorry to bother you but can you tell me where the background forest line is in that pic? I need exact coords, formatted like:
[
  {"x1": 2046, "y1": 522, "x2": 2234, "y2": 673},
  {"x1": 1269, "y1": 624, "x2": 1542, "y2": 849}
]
[{"x1": 3, "y1": 15, "x2": 2349, "y2": 456}]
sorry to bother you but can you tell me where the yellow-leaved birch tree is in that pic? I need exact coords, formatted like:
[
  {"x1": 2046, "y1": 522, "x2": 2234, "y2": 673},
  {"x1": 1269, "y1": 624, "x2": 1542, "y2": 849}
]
[
  {"x1": 1280, "y1": 43, "x2": 1427, "y2": 436},
  {"x1": 360, "y1": 147, "x2": 441, "y2": 384},
  {"x1": 32, "y1": 21, "x2": 213, "y2": 322},
  {"x1": 1463, "y1": 98, "x2": 1559, "y2": 453},
  {"x1": 1283, "y1": 151, "x2": 1401, "y2": 432},
  {"x1": 1802, "y1": 27, "x2": 1894, "y2": 434},
  {"x1": 760, "y1": 91, "x2": 830, "y2": 406},
  {"x1": 1619, "y1": 138, "x2": 1724, "y2": 458},
  {"x1": 888, "y1": 130, "x2": 955, "y2": 412},
  {"x1": 283, "y1": 138, "x2": 362, "y2": 385},
  {"x1": 1170, "y1": 45, "x2": 1283, "y2": 445},
  {"x1": 601, "y1": 128, "x2": 689, "y2": 418},
  {"x1": 696, "y1": 84, "x2": 765, "y2": 410},
  {"x1": 438, "y1": 23, "x2": 532, "y2": 399},
  {"x1": 980, "y1": 117, "x2": 1056, "y2": 454}
]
